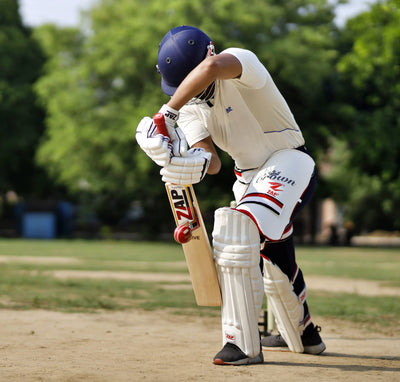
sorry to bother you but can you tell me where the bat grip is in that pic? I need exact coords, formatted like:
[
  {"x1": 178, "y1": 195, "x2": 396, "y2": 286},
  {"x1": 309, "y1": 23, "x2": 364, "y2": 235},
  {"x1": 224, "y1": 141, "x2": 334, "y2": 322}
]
[{"x1": 153, "y1": 113, "x2": 171, "y2": 142}]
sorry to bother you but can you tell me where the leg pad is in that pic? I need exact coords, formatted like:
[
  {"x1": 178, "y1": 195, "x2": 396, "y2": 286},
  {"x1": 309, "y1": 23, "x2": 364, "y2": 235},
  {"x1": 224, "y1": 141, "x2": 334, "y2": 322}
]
[
  {"x1": 213, "y1": 207, "x2": 263, "y2": 358},
  {"x1": 263, "y1": 258, "x2": 304, "y2": 353}
]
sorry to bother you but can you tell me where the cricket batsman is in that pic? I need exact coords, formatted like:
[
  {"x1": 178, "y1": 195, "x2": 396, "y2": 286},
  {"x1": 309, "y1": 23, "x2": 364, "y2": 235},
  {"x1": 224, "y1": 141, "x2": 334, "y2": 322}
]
[{"x1": 136, "y1": 25, "x2": 326, "y2": 365}]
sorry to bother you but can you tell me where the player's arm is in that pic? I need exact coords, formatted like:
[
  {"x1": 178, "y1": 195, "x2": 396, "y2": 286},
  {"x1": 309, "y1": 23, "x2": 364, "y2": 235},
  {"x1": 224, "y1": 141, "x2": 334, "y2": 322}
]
[
  {"x1": 137, "y1": 54, "x2": 240, "y2": 167},
  {"x1": 167, "y1": 53, "x2": 242, "y2": 110},
  {"x1": 158, "y1": 54, "x2": 235, "y2": 180}
]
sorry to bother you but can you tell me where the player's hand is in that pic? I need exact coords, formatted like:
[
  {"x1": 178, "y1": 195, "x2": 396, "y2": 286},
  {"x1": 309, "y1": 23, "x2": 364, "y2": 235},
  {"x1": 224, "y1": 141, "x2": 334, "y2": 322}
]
[
  {"x1": 160, "y1": 148, "x2": 211, "y2": 185},
  {"x1": 136, "y1": 117, "x2": 172, "y2": 166},
  {"x1": 136, "y1": 117, "x2": 188, "y2": 166}
]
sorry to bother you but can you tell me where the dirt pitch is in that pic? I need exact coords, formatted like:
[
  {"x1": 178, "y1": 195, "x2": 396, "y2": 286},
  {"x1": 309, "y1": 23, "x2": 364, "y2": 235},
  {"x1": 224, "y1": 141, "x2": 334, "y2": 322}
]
[
  {"x1": 0, "y1": 307, "x2": 399, "y2": 382},
  {"x1": 0, "y1": 259, "x2": 399, "y2": 382}
]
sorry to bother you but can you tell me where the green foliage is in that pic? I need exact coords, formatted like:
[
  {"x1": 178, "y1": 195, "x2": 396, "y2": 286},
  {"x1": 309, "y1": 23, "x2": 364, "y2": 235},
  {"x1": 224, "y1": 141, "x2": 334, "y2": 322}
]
[
  {"x1": 34, "y1": 2, "x2": 166, "y2": 200},
  {"x1": 0, "y1": 0, "x2": 49, "y2": 195},
  {"x1": 328, "y1": 0, "x2": 400, "y2": 231},
  {"x1": 33, "y1": 0, "x2": 338, "y2": 220},
  {"x1": 10, "y1": 0, "x2": 398, "y2": 232}
]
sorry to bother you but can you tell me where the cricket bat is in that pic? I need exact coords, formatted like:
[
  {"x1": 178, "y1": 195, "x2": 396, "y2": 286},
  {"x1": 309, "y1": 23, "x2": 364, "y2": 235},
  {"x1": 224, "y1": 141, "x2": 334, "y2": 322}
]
[{"x1": 153, "y1": 113, "x2": 221, "y2": 307}]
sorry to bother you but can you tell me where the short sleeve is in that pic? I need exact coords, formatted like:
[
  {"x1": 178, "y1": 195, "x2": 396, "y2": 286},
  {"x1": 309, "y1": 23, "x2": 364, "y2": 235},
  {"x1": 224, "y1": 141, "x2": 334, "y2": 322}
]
[
  {"x1": 178, "y1": 104, "x2": 211, "y2": 147},
  {"x1": 221, "y1": 48, "x2": 268, "y2": 89}
]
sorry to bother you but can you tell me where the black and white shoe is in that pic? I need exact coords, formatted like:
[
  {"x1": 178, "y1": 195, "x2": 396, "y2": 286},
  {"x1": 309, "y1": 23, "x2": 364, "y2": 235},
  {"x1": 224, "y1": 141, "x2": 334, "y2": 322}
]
[
  {"x1": 261, "y1": 325, "x2": 326, "y2": 355},
  {"x1": 213, "y1": 343, "x2": 264, "y2": 365}
]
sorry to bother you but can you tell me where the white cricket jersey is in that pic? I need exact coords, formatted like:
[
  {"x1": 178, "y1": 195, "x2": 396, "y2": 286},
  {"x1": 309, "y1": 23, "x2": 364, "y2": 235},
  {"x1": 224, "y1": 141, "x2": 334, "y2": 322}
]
[{"x1": 178, "y1": 48, "x2": 305, "y2": 171}]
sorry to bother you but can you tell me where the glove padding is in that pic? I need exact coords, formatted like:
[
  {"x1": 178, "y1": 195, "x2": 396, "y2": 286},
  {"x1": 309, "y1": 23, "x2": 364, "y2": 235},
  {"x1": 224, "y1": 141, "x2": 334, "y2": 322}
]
[
  {"x1": 160, "y1": 148, "x2": 212, "y2": 185},
  {"x1": 135, "y1": 116, "x2": 187, "y2": 167}
]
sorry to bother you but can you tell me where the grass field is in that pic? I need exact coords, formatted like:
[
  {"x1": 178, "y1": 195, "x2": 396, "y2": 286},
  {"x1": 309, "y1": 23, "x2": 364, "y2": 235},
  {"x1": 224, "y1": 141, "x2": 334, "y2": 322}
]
[{"x1": 0, "y1": 238, "x2": 399, "y2": 333}]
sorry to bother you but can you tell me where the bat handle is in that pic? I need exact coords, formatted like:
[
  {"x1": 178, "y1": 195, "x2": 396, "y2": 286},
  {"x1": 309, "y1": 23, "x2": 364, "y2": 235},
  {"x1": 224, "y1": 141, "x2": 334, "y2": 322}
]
[{"x1": 153, "y1": 113, "x2": 171, "y2": 142}]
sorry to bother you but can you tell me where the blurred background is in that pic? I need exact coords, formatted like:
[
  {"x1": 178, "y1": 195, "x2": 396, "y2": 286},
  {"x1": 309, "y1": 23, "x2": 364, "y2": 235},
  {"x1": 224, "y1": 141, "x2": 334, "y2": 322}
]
[{"x1": 1, "y1": 0, "x2": 399, "y2": 246}]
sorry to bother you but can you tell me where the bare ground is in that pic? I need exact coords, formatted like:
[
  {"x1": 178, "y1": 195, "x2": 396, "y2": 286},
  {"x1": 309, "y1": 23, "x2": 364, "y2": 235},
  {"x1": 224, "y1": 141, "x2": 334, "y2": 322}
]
[
  {"x1": 0, "y1": 309, "x2": 399, "y2": 382},
  {"x1": 0, "y1": 257, "x2": 399, "y2": 381}
]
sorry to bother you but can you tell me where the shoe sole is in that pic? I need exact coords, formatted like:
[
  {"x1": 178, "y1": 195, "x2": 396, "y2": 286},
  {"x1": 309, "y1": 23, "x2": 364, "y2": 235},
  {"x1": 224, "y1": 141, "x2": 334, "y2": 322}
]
[
  {"x1": 304, "y1": 342, "x2": 326, "y2": 355},
  {"x1": 213, "y1": 352, "x2": 264, "y2": 366},
  {"x1": 262, "y1": 342, "x2": 326, "y2": 355},
  {"x1": 262, "y1": 345, "x2": 291, "y2": 352}
]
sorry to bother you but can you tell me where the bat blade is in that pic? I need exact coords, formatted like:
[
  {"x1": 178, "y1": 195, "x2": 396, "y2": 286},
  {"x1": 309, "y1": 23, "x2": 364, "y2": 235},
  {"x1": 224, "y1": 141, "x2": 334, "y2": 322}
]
[
  {"x1": 152, "y1": 113, "x2": 221, "y2": 306},
  {"x1": 165, "y1": 183, "x2": 221, "y2": 307}
]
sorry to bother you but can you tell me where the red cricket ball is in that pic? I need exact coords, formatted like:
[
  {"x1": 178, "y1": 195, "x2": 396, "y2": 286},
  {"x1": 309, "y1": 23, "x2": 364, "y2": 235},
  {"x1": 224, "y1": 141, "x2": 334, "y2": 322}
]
[{"x1": 174, "y1": 224, "x2": 192, "y2": 244}]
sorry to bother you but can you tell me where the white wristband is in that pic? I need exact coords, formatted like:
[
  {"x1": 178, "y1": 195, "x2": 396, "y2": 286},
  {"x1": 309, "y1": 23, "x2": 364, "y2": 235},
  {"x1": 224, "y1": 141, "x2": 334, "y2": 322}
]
[{"x1": 159, "y1": 104, "x2": 179, "y2": 131}]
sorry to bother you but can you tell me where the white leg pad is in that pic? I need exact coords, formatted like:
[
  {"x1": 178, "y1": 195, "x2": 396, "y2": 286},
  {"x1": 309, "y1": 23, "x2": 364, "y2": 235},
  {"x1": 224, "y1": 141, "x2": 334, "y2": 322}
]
[
  {"x1": 263, "y1": 258, "x2": 304, "y2": 353},
  {"x1": 213, "y1": 207, "x2": 263, "y2": 358}
]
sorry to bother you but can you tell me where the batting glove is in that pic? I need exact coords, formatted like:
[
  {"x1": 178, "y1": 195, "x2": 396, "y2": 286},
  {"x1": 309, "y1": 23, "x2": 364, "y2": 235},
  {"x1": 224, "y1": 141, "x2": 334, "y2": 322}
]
[
  {"x1": 136, "y1": 116, "x2": 188, "y2": 166},
  {"x1": 158, "y1": 104, "x2": 187, "y2": 157},
  {"x1": 136, "y1": 117, "x2": 171, "y2": 166},
  {"x1": 160, "y1": 148, "x2": 212, "y2": 185}
]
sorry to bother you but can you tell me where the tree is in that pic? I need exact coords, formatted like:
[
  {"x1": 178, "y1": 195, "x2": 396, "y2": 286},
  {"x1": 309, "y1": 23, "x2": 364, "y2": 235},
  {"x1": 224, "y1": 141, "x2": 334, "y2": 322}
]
[
  {"x1": 0, "y1": 0, "x2": 48, "y2": 196},
  {"x1": 34, "y1": 0, "x2": 339, "y2": 222},
  {"x1": 327, "y1": 0, "x2": 400, "y2": 231}
]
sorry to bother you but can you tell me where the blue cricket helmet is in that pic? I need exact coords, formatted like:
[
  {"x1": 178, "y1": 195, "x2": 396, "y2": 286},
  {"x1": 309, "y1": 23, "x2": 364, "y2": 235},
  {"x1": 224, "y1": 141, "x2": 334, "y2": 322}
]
[{"x1": 157, "y1": 26, "x2": 213, "y2": 96}]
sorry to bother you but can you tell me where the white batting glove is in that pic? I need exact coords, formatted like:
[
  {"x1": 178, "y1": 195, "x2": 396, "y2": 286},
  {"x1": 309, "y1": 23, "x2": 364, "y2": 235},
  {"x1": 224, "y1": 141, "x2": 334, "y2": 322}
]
[
  {"x1": 135, "y1": 117, "x2": 171, "y2": 166},
  {"x1": 158, "y1": 104, "x2": 187, "y2": 157},
  {"x1": 136, "y1": 117, "x2": 188, "y2": 166},
  {"x1": 160, "y1": 148, "x2": 212, "y2": 185}
]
